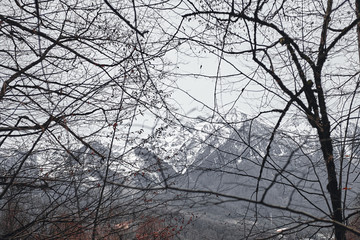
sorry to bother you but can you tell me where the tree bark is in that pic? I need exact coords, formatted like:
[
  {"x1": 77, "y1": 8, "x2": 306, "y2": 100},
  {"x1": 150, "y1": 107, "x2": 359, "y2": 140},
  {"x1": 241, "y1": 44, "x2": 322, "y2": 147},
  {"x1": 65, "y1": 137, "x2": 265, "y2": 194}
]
[
  {"x1": 318, "y1": 129, "x2": 345, "y2": 239},
  {"x1": 314, "y1": 66, "x2": 345, "y2": 239},
  {"x1": 356, "y1": 0, "x2": 360, "y2": 65}
]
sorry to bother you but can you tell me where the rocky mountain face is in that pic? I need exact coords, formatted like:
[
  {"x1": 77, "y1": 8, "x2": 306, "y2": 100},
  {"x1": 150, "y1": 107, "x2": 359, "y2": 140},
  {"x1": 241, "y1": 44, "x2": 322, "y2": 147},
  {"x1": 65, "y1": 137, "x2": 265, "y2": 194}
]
[
  {"x1": 135, "y1": 114, "x2": 360, "y2": 239},
  {"x1": 1, "y1": 112, "x2": 359, "y2": 239}
]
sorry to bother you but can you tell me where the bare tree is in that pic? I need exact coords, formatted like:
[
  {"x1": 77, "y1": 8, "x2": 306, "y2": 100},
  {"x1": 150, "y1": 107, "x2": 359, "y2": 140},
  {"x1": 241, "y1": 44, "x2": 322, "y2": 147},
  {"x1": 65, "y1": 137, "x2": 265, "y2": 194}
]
[
  {"x1": 0, "y1": 0, "x2": 177, "y2": 239},
  {"x1": 140, "y1": 0, "x2": 360, "y2": 239},
  {"x1": 2, "y1": 0, "x2": 360, "y2": 239}
]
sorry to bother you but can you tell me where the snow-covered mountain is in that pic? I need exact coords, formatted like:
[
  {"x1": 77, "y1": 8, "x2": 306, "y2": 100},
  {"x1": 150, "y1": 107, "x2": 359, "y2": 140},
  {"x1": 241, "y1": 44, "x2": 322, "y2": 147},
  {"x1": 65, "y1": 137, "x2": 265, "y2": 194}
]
[
  {"x1": 1, "y1": 111, "x2": 359, "y2": 239},
  {"x1": 131, "y1": 112, "x2": 360, "y2": 239}
]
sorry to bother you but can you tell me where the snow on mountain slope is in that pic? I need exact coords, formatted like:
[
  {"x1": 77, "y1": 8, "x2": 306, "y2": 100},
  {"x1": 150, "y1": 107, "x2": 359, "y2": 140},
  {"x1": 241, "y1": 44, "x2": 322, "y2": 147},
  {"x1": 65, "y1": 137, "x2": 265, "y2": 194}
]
[{"x1": 1, "y1": 110, "x2": 359, "y2": 239}]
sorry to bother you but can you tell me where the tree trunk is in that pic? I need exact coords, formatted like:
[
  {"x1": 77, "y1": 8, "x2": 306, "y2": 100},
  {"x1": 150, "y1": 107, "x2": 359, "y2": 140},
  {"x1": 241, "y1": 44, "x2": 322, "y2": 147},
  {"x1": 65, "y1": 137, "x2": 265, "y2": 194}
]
[
  {"x1": 318, "y1": 129, "x2": 345, "y2": 239},
  {"x1": 356, "y1": 0, "x2": 360, "y2": 64}
]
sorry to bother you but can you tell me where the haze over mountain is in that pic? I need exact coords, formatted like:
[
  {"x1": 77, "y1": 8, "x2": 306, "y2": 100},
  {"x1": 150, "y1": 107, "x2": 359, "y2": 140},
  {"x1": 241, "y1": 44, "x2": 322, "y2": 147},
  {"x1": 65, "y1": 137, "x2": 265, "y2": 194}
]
[
  {"x1": 130, "y1": 111, "x2": 360, "y2": 239},
  {"x1": 1, "y1": 111, "x2": 359, "y2": 239}
]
